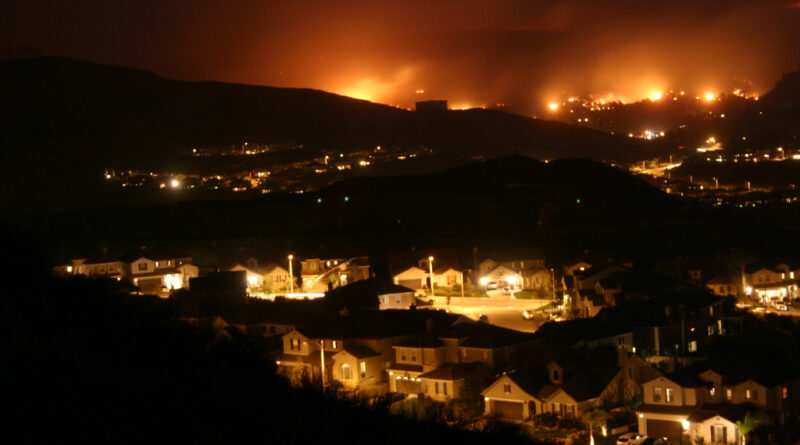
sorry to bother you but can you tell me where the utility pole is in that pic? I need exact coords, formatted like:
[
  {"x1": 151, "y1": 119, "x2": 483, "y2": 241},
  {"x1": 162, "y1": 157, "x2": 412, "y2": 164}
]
[
  {"x1": 320, "y1": 339, "x2": 326, "y2": 390},
  {"x1": 428, "y1": 256, "x2": 435, "y2": 298},
  {"x1": 288, "y1": 254, "x2": 294, "y2": 294}
]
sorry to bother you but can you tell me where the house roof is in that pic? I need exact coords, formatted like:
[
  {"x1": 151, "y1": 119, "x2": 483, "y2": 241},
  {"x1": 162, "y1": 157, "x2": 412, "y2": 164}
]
[
  {"x1": 394, "y1": 334, "x2": 446, "y2": 348},
  {"x1": 637, "y1": 404, "x2": 695, "y2": 416},
  {"x1": 596, "y1": 291, "x2": 722, "y2": 328},
  {"x1": 339, "y1": 343, "x2": 380, "y2": 359},
  {"x1": 686, "y1": 403, "x2": 755, "y2": 423},
  {"x1": 295, "y1": 309, "x2": 459, "y2": 341},
  {"x1": 533, "y1": 318, "x2": 630, "y2": 345},
  {"x1": 387, "y1": 363, "x2": 424, "y2": 373},
  {"x1": 418, "y1": 363, "x2": 477, "y2": 381},
  {"x1": 440, "y1": 321, "x2": 535, "y2": 348},
  {"x1": 506, "y1": 349, "x2": 622, "y2": 403}
]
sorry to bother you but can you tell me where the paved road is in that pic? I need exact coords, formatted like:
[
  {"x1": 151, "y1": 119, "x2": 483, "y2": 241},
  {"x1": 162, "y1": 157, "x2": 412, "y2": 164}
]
[{"x1": 425, "y1": 296, "x2": 554, "y2": 333}]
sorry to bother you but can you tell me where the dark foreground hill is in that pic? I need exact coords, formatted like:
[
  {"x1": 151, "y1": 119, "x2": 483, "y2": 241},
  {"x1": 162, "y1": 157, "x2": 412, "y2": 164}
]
[{"x1": 10, "y1": 155, "x2": 799, "y2": 270}]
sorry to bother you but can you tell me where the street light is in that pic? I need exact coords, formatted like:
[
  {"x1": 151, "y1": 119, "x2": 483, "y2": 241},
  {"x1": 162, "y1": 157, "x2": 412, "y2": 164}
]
[
  {"x1": 428, "y1": 256, "x2": 435, "y2": 298},
  {"x1": 288, "y1": 254, "x2": 294, "y2": 294}
]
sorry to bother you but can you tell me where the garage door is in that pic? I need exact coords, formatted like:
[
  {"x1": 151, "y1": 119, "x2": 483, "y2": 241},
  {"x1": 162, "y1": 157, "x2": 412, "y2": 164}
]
[
  {"x1": 398, "y1": 279, "x2": 422, "y2": 289},
  {"x1": 493, "y1": 401, "x2": 524, "y2": 420},
  {"x1": 646, "y1": 419, "x2": 682, "y2": 437}
]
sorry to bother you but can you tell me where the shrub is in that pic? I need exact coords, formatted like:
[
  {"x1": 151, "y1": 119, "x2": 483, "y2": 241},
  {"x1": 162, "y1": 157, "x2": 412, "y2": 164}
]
[{"x1": 533, "y1": 412, "x2": 558, "y2": 427}]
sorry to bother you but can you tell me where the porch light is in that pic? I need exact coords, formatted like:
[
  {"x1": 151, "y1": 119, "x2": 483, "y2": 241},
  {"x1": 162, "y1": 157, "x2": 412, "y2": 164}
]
[
  {"x1": 681, "y1": 420, "x2": 690, "y2": 430},
  {"x1": 484, "y1": 397, "x2": 490, "y2": 402}
]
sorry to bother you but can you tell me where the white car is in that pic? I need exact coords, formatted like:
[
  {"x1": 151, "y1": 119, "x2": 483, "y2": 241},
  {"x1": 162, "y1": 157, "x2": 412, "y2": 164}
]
[
  {"x1": 775, "y1": 303, "x2": 789, "y2": 311},
  {"x1": 616, "y1": 432, "x2": 647, "y2": 445}
]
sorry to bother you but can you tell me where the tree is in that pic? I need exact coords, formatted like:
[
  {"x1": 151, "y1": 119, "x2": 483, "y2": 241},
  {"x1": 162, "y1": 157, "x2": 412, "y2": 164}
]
[
  {"x1": 736, "y1": 410, "x2": 773, "y2": 445},
  {"x1": 583, "y1": 408, "x2": 610, "y2": 445}
]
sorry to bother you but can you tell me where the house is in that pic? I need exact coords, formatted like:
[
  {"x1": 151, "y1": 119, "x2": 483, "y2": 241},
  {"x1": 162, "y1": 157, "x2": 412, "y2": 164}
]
[
  {"x1": 392, "y1": 266, "x2": 430, "y2": 290},
  {"x1": 596, "y1": 292, "x2": 725, "y2": 357},
  {"x1": 477, "y1": 247, "x2": 545, "y2": 277},
  {"x1": 130, "y1": 255, "x2": 198, "y2": 293},
  {"x1": 477, "y1": 247, "x2": 547, "y2": 291},
  {"x1": 300, "y1": 251, "x2": 370, "y2": 293},
  {"x1": 636, "y1": 364, "x2": 800, "y2": 441},
  {"x1": 276, "y1": 310, "x2": 461, "y2": 392},
  {"x1": 54, "y1": 256, "x2": 130, "y2": 280},
  {"x1": 482, "y1": 348, "x2": 660, "y2": 421},
  {"x1": 385, "y1": 320, "x2": 536, "y2": 400},
  {"x1": 533, "y1": 318, "x2": 634, "y2": 352},
  {"x1": 706, "y1": 276, "x2": 738, "y2": 297},
  {"x1": 389, "y1": 249, "x2": 463, "y2": 291},
  {"x1": 230, "y1": 262, "x2": 292, "y2": 294},
  {"x1": 743, "y1": 262, "x2": 798, "y2": 303},
  {"x1": 378, "y1": 284, "x2": 418, "y2": 310}
]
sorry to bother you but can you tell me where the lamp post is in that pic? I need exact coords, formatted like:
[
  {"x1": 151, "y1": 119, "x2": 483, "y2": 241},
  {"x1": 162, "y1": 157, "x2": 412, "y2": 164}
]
[
  {"x1": 428, "y1": 256, "x2": 435, "y2": 298},
  {"x1": 320, "y1": 339, "x2": 326, "y2": 390},
  {"x1": 288, "y1": 254, "x2": 294, "y2": 294}
]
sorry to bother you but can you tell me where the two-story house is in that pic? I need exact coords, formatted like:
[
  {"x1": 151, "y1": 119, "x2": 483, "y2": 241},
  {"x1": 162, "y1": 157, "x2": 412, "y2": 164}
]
[
  {"x1": 482, "y1": 348, "x2": 660, "y2": 421},
  {"x1": 230, "y1": 262, "x2": 292, "y2": 294},
  {"x1": 637, "y1": 365, "x2": 800, "y2": 443},
  {"x1": 130, "y1": 255, "x2": 198, "y2": 294},
  {"x1": 300, "y1": 254, "x2": 370, "y2": 293},
  {"x1": 384, "y1": 320, "x2": 536, "y2": 401},
  {"x1": 55, "y1": 256, "x2": 130, "y2": 280},
  {"x1": 276, "y1": 311, "x2": 460, "y2": 393}
]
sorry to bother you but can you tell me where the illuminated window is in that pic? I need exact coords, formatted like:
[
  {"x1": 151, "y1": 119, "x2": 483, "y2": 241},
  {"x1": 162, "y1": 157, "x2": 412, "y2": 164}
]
[
  {"x1": 654, "y1": 387, "x2": 662, "y2": 402},
  {"x1": 726, "y1": 388, "x2": 732, "y2": 400},
  {"x1": 359, "y1": 361, "x2": 366, "y2": 379},
  {"x1": 710, "y1": 387, "x2": 716, "y2": 397},
  {"x1": 688, "y1": 341, "x2": 697, "y2": 352},
  {"x1": 341, "y1": 364, "x2": 352, "y2": 380},
  {"x1": 783, "y1": 387, "x2": 789, "y2": 399},
  {"x1": 746, "y1": 389, "x2": 752, "y2": 400},
  {"x1": 155, "y1": 261, "x2": 160, "y2": 267},
  {"x1": 503, "y1": 384, "x2": 511, "y2": 393},
  {"x1": 332, "y1": 340, "x2": 337, "y2": 349},
  {"x1": 290, "y1": 338, "x2": 300, "y2": 351},
  {"x1": 666, "y1": 388, "x2": 674, "y2": 403}
]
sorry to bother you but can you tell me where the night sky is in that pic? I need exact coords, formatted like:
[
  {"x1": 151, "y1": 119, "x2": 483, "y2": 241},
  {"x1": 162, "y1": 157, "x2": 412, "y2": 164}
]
[{"x1": 4, "y1": 0, "x2": 800, "y2": 109}]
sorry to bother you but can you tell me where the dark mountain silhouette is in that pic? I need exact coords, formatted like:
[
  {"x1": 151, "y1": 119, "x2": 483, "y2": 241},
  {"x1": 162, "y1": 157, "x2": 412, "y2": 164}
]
[
  {"x1": 760, "y1": 70, "x2": 800, "y2": 108},
  {"x1": 1, "y1": 56, "x2": 660, "y2": 161}
]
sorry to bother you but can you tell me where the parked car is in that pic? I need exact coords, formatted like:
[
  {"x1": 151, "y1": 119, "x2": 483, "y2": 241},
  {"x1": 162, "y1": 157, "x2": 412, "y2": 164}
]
[
  {"x1": 616, "y1": 432, "x2": 647, "y2": 445},
  {"x1": 522, "y1": 310, "x2": 535, "y2": 320},
  {"x1": 775, "y1": 303, "x2": 789, "y2": 311}
]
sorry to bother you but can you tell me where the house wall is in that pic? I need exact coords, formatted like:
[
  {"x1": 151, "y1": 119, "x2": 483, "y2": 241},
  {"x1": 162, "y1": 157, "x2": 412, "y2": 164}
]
[
  {"x1": 283, "y1": 331, "x2": 314, "y2": 356},
  {"x1": 131, "y1": 258, "x2": 156, "y2": 275},
  {"x1": 750, "y1": 269, "x2": 783, "y2": 285},
  {"x1": 482, "y1": 375, "x2": 538, "y2": 418},
  {"x1": 331, "y1": 353, "x2": 384, "y2": 390},
  {"x1": 379, "y1": 292, "x2": 416, "y2": 310},
  {"x1": 690, "y1": 416, "x2": 738, "y2": 445},
  {"x1": 394, "y1": 267, "x2": 427, "y2": 289},
  {"x1": 421, "y1": 378, "x2": 462, "y2": 401},
  {"x1": 543, "y1": 390, "x2": 580, "y2": 417},
  {"x1": 698, "y1": 370, "x2": 724, "y2": 404},
  {"x1": 459, "y1": 347, "x2": 494, "y2": 367},
  {"x1": 433, "y1": 269, "x2": 462, "y2": 288},
  {"x1": 643, "y1": 377, "x2": 691, "y2": 406},
  {"x1": 728, "y1": 380, "x2": 767, "y2": 409}
]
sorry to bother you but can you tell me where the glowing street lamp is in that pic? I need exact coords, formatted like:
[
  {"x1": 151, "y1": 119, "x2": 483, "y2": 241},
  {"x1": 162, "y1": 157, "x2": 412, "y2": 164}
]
[
  {"x1": 428, "y1": 256, "x2": 435, "y2": 298},
  {"x1": 288, "y1": 254, "x2": 294, "y2": 294}
]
